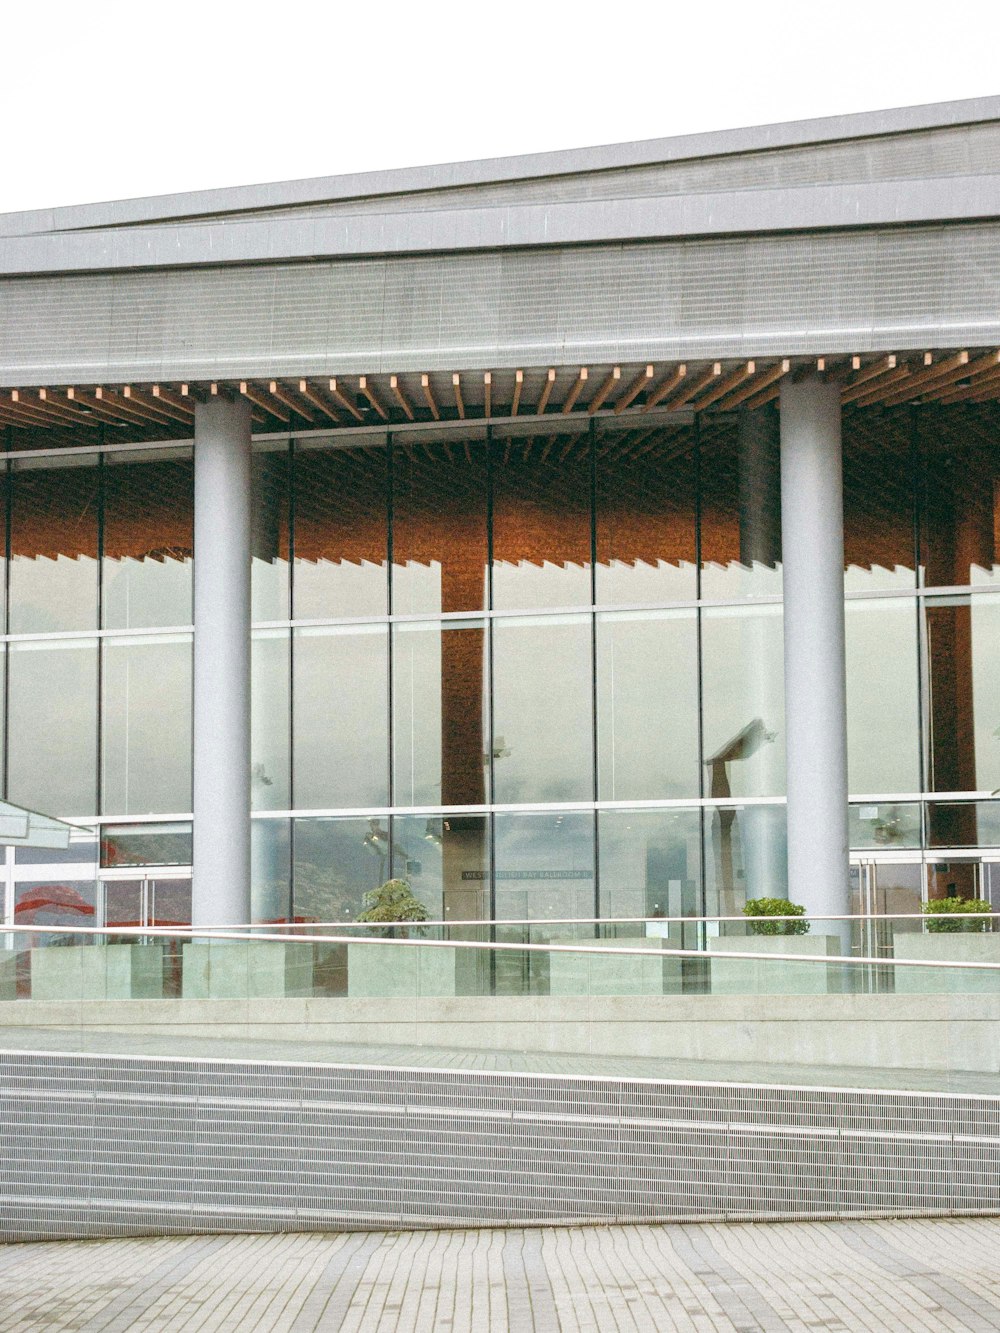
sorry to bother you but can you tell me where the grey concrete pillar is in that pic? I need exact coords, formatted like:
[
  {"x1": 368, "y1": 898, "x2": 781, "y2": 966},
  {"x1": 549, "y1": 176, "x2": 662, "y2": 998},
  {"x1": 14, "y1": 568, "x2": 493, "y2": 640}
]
[
  {"x1": 779, "y1": 378, "x2": 850, "y2": 927},
  {"x1": 193, "y1": 398, "x2": 252, "y2": 926},
  {"x1": 737, "y1": 407, "x2": 785, "y2": 903}
]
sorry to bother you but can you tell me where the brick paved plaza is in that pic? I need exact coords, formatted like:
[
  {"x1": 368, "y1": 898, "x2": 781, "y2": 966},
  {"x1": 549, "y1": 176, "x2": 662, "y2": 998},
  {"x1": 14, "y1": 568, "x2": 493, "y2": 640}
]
[{"x1": 1, "y1": 1217, "x2": 999, "y2": 1331}]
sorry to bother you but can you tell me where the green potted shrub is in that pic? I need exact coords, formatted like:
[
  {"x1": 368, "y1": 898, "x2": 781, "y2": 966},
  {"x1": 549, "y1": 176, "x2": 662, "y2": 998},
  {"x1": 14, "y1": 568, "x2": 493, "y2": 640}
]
[
  {"x1": 894, "y1": 897, "x2": 1000, "y2": 994},
  {"x1": 708, "y1": 895, "x2": 840, "y2": 995},
  {"x1": 356, "y1": 879, "x2": 430, "y2": 937},
  {"x1": 742, "y1": 897, "x2": 810, "y2": 936},
  {"x1": 348, "y1": 880, "x2": 469, "y2": 997},
  {"x1": 921, "y1": 896, "x2": 992, "y2": 933}
]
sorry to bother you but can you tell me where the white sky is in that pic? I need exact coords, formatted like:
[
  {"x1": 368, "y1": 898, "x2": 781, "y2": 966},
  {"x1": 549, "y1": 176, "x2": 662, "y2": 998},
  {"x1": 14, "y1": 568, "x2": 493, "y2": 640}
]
[{"x1": 2, "y1": 0, "x2": 998, "y2": 215}]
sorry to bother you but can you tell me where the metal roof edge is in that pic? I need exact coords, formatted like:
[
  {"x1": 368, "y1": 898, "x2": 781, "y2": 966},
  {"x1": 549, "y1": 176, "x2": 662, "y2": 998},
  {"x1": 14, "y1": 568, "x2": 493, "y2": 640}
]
[
  {"x1": 3, "y1": 174, "x2": 1000, "y2": 278},
  {"x1": 2, "y1": 95, "x2": 1000, "y2": 240}
]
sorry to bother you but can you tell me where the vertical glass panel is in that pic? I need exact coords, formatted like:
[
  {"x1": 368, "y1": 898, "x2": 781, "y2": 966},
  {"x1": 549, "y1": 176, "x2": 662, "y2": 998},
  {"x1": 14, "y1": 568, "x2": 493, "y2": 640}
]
[
  {"x1": 251, "y1": 443, "x2": 290, "y2": 622},
  {"x1": 104, "y1": 880, "x2": 143, "y2": 929},
  {"x1": 700, "y1": 413, "x2": 782, "y2": 600},
  {"x1": 100, "y1": 823, "x2": 192, "y2": 867},
  {"x1": 10, "y1": 456, "x2": 99, "y2": 633},
  {"x1": 103, "y1": 447, "x2": 193, "y2": 629},
  {"x1": 703, "y1": 803, "x2": 787, "y2": 916},
  {"x1": 252, "y1": 818, "x2": 291, "y2": 922},
  {"x1": 150, "y1": 878, "x2": 192, "y2": 929},
  {"x1": 846, "y1": 599, "x2": 920, "y2": 794},
  {"x1": 491, "y1": 614, "x2": 593, "y2": 804},
  {"x1": 8, "y1": 639, "x2": 98, "y2": 816},
  {"x1": 293, "y1": 435, "x2": 388, "y2": 619},
  {"x1": 292, "y1": 815, "x2": 386, "y2": 924},
  {"x1": 491, "y1": 420, "x2": 592, "y2": 610},
  {"x1": 251, "y1": 629, "x2": 290, "y2": 810},
  {"x1": 925, "y1": 595, "x2": 1000, "y2": 841},
  {"x1": 598, "y1": 808, "x2": 702, "y2": 921},
  {"x1": 392, "y1": 619, "x2": 487, "y2": 808},
  {"x1": 391, "y1": 814, "x2": 489, "y2": 921},
  {"x1": 921, "y1": 403, "x2": 1000, "y2": 589},
  {"x1": 595, "y1": 421, "x2": 697, "y2": 605},
  {"x1": 101, "y1": 634, "x2": 192, "y2": 815},
  {"x1": 494, "y1": 810, "x2": 595, "y2": 921},
  {"x1": 596, "y1": 610, "x2": 699, "y2": 800},
  {"x1": 293, "y1": 624, "x2": 388, "y2": 809},
  {"x1": 392, "y1": 429, "x2": 487, "y2": 615},
  {"x1": 843, "y1": 410, "x2": 916, "y2": 592},
  {"x1": 849, "y1": 802, "x2": 922, "y2": 850},
  {"x1": 928, "y1": 801, "x2": 1000, "y2": 849},
  {"x1": 701, "y1": 603, "x2": 785, "y2": 798},
  {"x1": 14, "y1": 879, "x2": 97, "y2": 935}
]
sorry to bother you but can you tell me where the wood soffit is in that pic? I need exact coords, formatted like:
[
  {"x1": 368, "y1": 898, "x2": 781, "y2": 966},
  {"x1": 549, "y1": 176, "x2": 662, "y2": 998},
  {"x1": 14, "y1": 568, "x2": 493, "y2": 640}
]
[{"x1": 2, "y1": 352, "x2": 1000, "y2": 445}]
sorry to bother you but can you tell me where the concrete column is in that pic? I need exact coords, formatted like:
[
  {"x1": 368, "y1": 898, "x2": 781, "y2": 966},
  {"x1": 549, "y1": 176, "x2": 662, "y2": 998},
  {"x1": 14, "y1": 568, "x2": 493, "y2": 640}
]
[
  {"x1": 779, "y1": 378, "x2": 850, "y2": 925},
  {"x1": 193, "y1": 398, "x2": 252, "y2": 926}
]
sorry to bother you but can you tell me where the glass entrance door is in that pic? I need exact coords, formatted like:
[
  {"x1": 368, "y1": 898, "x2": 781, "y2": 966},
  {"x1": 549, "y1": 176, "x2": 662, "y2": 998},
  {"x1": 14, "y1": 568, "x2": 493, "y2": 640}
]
[
  {"x1": 850, "y1": 856, "x2": 924, "y2": 960},
  {"x1": 101, "y1": 872, "x2": 191, "y2": 930}
]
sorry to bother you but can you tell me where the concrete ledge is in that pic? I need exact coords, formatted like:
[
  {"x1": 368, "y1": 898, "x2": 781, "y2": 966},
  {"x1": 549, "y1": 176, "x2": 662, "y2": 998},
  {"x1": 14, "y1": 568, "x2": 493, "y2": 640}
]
[{"x1": 1, "y1": 992, "x2": 998, "y2": 1076}]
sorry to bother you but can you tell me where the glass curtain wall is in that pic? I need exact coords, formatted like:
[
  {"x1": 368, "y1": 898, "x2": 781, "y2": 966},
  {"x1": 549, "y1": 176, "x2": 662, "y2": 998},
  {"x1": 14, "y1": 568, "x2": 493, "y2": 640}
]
[{"x1": 8, "y1": 401, "x2": 1000, "y2": 926}]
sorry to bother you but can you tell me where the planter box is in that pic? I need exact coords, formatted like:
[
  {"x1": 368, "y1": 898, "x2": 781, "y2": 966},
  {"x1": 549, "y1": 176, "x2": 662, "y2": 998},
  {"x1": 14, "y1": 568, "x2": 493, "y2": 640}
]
[
  {"x1": 548, "y1": 936, "x2": 670, "y2": 997},
  {"x1": 30, "y1": 944, "x2": 164, "y2": 1001},
  {"x1": 893, "y1": 932, "x2": 1000, "y2": 995},
  {"x1": 709, "y1": 934, "x2": 842, "y2": 995},
  {"x1": 182, "y1": 939, "x2": 315, "y2": 999},
  {"x1": 347, "y1": 940, "x2": 484, "y2": 998}
]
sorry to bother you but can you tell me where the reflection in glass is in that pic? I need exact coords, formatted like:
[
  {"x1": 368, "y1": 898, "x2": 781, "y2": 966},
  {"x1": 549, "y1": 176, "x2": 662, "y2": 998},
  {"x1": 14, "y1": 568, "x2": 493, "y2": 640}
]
[
  {"x1": 925, "y1": 597, "x2": 1000, "y2": 825},
  {"x1": 252, "y1": 629, "x2": 290, "y2": 811},
  {"x1": 293, "y1": 625, "x2": 388, "y2": 809},
  {"x1": 101, "y1": 635, "x2": 192, "y2": 815},
  {"x1": 251, "y1": 445, "x2": 290, "y2": 622},
  {"x1": 703, "y1": 804, "x2": 787, "y2": 916},
  {"x1": 8, "y1": 639, "x2": 98, "y2": 816},
  {"x1": 491, "y1": 422, "x2": 591, "y2": 610},
  {"x1": 392, "y1": 620, "x2": 487, "y2": 808},
  {"x1": 598, "y1": 808, "x2": 702, "y2": 921},
  {"x1": 252, "y1": 818, "x2": 291, "y2": 922},
  {"x1": 921, "y1": 404, "x2": 1000, "y2": 589},
  {"x1": 13, "y1": 879, "x2": 97, "y2": 938},
  {"x1": 849, "y1": 802, "x2": 922, "y2": 850},
  {"x1": 293, "y1": 438, "x2": 388, "y2": 619},
  {"x1": 700, "y1": 412, "x2": 782, "y2": 600},
  {"x1": 392, "y1": 432, "x2": 487, "y2": 614},
  {"x1": 101, "y1": 823, "x2": 192, "y2": 867},
  {"x1": 701, "y1": 604, "x2": 784, "y2": 798},
  {"x1": 928, "y1": 802, "x2": 1000, "y2": 849},
  {"x1": 103, "y1": 449, "x2": 193, "y2": 629},
  {"x1": 493, "y1": 810, "x2": 595, "y2": 919},
  {"x1": 10, "y1": 457, "x2": 98, "y2": 633},
  {"x1": 595, "y1": 423, "x2": 696, "y2": 605},
  {"x1": 596, "y1": 610, "x2": 698, "y2": 800},
  {"x1": 292, "y1": 816, "x2": 387, "y2": 923},
  {"x1": 391, "y1": 814, "x2": 489, "y2": 921},
  {"x1": 846, "y1": 599, "x2": 920, "y2": 794},
  {"x1": 843, "y1": 410, "x2": 916, "y2": 592},
  {"x1": 491, "y1": 614, "x2": 593, "y2": 804}
]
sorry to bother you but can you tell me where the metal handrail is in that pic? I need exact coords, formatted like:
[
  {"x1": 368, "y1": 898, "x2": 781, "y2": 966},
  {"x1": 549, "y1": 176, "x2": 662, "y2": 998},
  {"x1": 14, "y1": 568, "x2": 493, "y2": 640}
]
[{"x1": 3, "y1": 922, "x2": 1000, "y2": 970}]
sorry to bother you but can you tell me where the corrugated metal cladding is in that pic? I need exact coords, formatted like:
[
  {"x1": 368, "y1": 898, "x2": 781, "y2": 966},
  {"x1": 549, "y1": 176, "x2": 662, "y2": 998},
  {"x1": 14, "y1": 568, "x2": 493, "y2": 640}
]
[
  {"x1": 175, "y1": 122, "x2": 1000, "y2": 226},
  {"x1": 2, "y1": 221, "x2": 1000, "y2": 386},
  {"x1": 1, "y1": 1049, "x2": 998, "y2": 1240}
]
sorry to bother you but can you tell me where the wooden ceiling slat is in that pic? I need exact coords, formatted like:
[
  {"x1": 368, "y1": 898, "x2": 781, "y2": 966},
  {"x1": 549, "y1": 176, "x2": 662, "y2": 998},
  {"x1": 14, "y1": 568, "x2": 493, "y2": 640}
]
[
  {"x1": 240, "y1": 381, "x2": 287, "y2": 423},
  {"x1": 615, "y1": 364, "x2": 654, "y2": 415},
  {"x1": 358, "y1": 376, "x2": 388, "y2": 422},
  {"x1": 715, "y1": 359, "x2": 789, "y2": 411},
  {"x1": 693, "y1": 361, "x2": 755, "y2": 411},
  {"x1": 642, "y1": 366, "x2": 687, "y2": 412},
  {"x1": 662, "y1": 362, "x2": 721, "y2": 411},
  {"x1": 536, "y1": 368, "x2": 556, "y2": 415},
  {"x1": 561, "y1": 368, "x2": 588, "y2": 414},
  {"x1": 588, "y1": 367, "x2": 620, "y2": 415},
  {"x1": 420, "y1": 374, "x2": 440, "y2": 421},
  {"x1": 328, "y1": 378, "x2": 364, "y2": 422},
  {"x1": 511, "y1": 369, "x2": 524, "y2": 417},
  {"x1": 452, "y1": 373, "x2": 465, "y2": 421},
  {"x1": 297, "y1": 380, "x2": 341, "y2": 425}
]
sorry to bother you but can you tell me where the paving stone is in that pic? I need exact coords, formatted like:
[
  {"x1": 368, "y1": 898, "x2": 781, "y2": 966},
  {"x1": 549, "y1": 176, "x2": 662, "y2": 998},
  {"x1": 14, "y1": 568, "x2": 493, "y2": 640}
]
[{"x1": 1, "y1": 1218, "x2": 1000, "y2": 1331}]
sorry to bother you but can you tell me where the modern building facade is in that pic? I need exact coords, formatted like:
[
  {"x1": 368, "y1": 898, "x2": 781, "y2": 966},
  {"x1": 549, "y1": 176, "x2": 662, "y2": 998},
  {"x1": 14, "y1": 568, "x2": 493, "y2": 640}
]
[{"x1": 2, "y1": 96, "x2": 1000, "y2": 942}]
